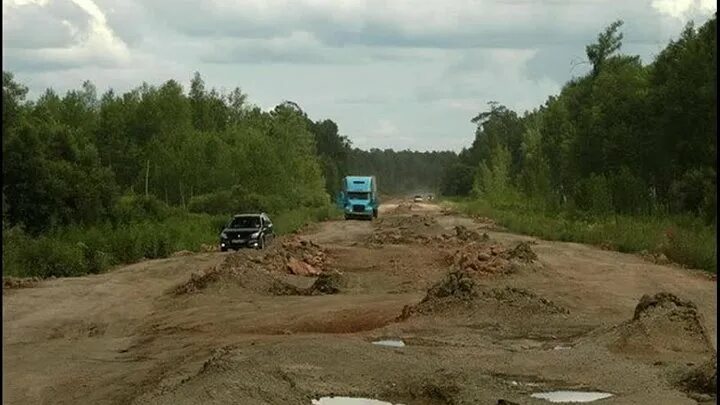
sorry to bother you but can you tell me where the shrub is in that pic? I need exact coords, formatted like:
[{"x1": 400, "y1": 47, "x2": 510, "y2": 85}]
[{"x1": 112, "y1": 194, "x2": 171, "y2": 224}]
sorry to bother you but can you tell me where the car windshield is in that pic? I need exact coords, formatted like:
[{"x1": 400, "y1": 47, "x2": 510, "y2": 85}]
[
  {"x1": 347, "y1": 192, "x2": 370, "y2": 200},
  {"x1": 228, "y1": 216, "x2": 260, "y2": 229}
]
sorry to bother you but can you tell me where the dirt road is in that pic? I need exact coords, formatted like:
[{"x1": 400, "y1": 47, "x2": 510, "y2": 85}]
[{"x1": 3, "y1": 201, "x2": 716, "y2": 404}]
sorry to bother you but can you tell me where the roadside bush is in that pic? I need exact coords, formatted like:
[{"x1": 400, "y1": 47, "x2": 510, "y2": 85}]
[
  {"x1": 112, "y1": 194, "x2": 171, "y2": 224},
  {"x1": 274, "y1": 205, "x2": 342, "y2": 234},
  {"x1": 454, "y1": 198, "x2": 716, "y2": 273},
  {"x1": 188, "y1": 190, "x2": 234, "y2": 215}
]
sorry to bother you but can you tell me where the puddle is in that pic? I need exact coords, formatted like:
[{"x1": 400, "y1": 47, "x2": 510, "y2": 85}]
[
  {"x1": 312, "y1": 397, "x2": 400, "y2": 405},
  {"x1": 530, "y1": 391, "x2": 613, "y2": 403},
  {"x1": 511, "y1": 380, "x2": 542, "y2": 387},
  {"x1": 371, "y1": 339, "x2": 405, "y2": 348},
  {"x1": 553, "y1": 345, "x2": 572, "y2": 350}
]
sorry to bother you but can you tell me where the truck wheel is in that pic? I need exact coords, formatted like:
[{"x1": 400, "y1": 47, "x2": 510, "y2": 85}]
[
  {"x1": 373, "y1": 209, "x2": 378, "y2": 219},
  {"x1": 220, "y1": 246, "x2": 228, "y2": 252},
  {"x1": 258, "y1": 237, "x2": 265, "y2": 250}
]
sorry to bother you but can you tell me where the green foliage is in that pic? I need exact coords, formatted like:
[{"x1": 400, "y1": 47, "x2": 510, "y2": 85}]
[
  {"x1": 440, "y1": 163, "x2": 475, "y2": 196},
  {"x1": 586, "y1": 20, "x2": 624, "y2": 76},
  {"x1": 473, "y1": 144, "x2": 520, "y2": 207},
  {"x1": 574, "y1": 173, "x2": 613, "y2": 215},
  {"x1": 447, "y1": 16, "x2": 716, "y2": 226},
  {"x1": 348, "y1": 148, "x2": 458, "y2": 195},
  {"x1": 273, "y1": 206, "x2": 343, "y2": 235},
  {"x1": 2, "y1": 71, "x2": 349, "y2": 279},
  {"x1": 2, "y1": 213, "x2": 226, "y2": 278},
  {"x1": 112, "y1": 194, "x2": 172, "y2": 224},
  {"x1": 453, "y1": 199, "x2": 716, "y2": 273}
]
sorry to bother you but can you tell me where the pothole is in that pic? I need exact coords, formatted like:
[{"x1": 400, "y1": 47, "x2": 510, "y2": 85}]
[
  {"x1": 530, "y1": 391, "x2": 613, "y2": 403},
  {"x1": 372, "y1": 339, "x2": 406, "y2": 348},
  {"x1": 311, "y1": 397, "x2": 400, "y2": 405}
]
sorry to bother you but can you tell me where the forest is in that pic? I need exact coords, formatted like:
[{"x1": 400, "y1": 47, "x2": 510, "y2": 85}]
[
  {"x1": 441, "y1": 16, "x2": 716, "y2": 271},
  {"x1": 3, "y1": 15, "x2": 716, "y2": 277},
  {"x1": 1, "y1": 72, "x2": 449, "y2": 277}
]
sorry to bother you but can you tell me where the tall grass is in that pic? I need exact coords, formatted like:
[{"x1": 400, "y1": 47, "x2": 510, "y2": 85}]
[
  {"x1": 450, "y1": 198, "x2": 716, "y2": 273},
  {"x1": 2, "y1": 205, "x2": 341, "y2": 278}
]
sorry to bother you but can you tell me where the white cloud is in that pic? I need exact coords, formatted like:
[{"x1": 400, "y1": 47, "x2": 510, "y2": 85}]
[
  {"x1": 651, "y1": 0, "x2": 716, "y2": 19},
  {"x1": 2, "y1": 0, "x2": 716, "y2": 152}
]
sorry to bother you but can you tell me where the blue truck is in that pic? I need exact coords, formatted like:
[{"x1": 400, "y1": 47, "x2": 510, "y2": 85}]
[{"x1": 337, "y1": 176, "x2": 379, "y2": 220}]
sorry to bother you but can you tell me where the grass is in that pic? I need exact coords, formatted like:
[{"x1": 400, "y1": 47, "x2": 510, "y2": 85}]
[
  {"x1": 448, "y1": 198, "x2": 716, "y2": 273},
  {"x1": 2, "y1": 205, "x2": 342, "y2": 279}
]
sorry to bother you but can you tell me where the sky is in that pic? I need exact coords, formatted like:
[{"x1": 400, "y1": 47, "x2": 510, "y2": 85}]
[{"x1": 2, "y1": 0, "x2": 716, "y2": 152}]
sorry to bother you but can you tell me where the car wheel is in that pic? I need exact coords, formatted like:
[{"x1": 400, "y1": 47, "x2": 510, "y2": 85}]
[{"x1": 258, "y1": 236, "x2": 265, "y2": 250}]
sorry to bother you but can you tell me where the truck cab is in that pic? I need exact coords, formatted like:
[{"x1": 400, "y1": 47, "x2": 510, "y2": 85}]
[{"x1": 340, "y1": 176, "x2": 379, "y2": 220}]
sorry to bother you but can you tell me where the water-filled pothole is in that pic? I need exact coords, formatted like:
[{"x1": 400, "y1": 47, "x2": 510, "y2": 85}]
[
  {"x1": 371, "y1": 339, "x2": 406, "y2": 347},
  {"x1": 312, "y1": 397, "x2": 400, "y2": 405},
  {"x1": 530, "y1": 391, "x2": 613, "y2": 403}
]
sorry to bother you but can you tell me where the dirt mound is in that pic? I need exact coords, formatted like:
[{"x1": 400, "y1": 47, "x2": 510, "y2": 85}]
[
  {"x1": 173, "y1": 246, "x2": 343, "y2": 297},
  {"x1": 480, "y1": 287, "x2": 569, "y2": 315},
  {"x1": 675, "y1": 353, "x2": 717, "y2": 397},
  {"x1": 392, "y1": 202, "x2": 415, "y2": 213},
  {"x1": 398, "y1": 270, "x2": 478, "y2": 319},
  {"x1": 223, "y1": 236, "x2": 329, "y2": 276},
  {"x1": 610, "y1": 292, "x2": 713, "y2": 357},
  {"x1": 638, "y1": 250, "x2": 672, "y2": 265},
  {"x1": 506, "y1": 241, "x2": 538, "y2": 263},
  {"x1": 399, "y1": 270, "x2": 567, "y2": 320},
  {"x1": 367, "y1": 215, "x2": 443, "y2": 246},
  {"x1": 3, "y1": 276, "x2": 40, "y2": 289},
  {"x1": 471, "y1": 215, "x2": 499, "y2": 229},
  {"x1": 172, "y1": 261, "x2": 303, "y2": 296},
  {"x1": 452, "y1": 225, "x2": 490, "y2": 242},
  {"x1": 306, "y1": 270, "x2": 345, "y2": 295},
  {"x1": 446, "y1": 240, "x2": 539, "y2": 274}
]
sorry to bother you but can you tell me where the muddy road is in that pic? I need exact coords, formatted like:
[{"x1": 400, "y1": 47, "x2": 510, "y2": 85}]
[{"x1": 3, "y1": 201, "x2": 716, "y2": 405}]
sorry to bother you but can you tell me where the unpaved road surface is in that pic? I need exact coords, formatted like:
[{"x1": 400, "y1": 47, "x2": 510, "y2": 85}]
[{"x1": 3, "y1": 201, "x2": 717, "y2": 405}]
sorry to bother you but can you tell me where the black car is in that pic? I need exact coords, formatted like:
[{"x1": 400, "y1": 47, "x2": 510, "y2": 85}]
[{"x1": 219, "y1": 213, "x2": 274, "y2": 251}]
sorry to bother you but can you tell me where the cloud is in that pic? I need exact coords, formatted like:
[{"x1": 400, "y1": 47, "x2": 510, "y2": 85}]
[
  {"x1": 2, "y1": 0, "x2": 717, "y2": 152},
  {"x1": 651, "y1": 0, "x2": 716, "y2": 19},
  {"x1": 3, "y1": 0, "x2": 131, "y2": 72}
]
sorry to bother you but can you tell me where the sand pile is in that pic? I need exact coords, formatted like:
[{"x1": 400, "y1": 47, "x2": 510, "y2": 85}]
[
  {"x1": 224, "y1": 237, "x2": 329, "y2": 276},
  {"x1": 305, "y1": 270, "x2": 346, "y2": 295},
  {"x1": 398, "y1": 268, "x2": 566, "y2": 320},
  {"x1": 173, "y1": 248, "x2": 344, "y2": 296},
  {"x1": 172, "y1": 262, "x2": 303, "y2": 296},
  {"x1": 446, "y1": 240, "x2": 538, "y2": 275},
  {"x1": 367, "y1": 215, "x2": 443, "y2": 246},
  {"x1": 675, "y1": 353, "x2": 717, "y2": 398},
  {"x1": 609, "y1": 292, "x2": 713, "y2": 357},
  {"x1": 452, "y1": 225, "x2": 490, "y2": 242},
  {"x1": 471, "y1": 215, "x2": 499, "y2": 229},
  {"x1": 398, "y1": 270, "x2": 478, "y2": 319},
  {"x1": 481, "y1": 287, "x2": 568, "y2": 315}
]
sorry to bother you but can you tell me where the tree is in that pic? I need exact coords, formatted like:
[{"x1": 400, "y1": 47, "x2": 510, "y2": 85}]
[{"x1": 586, "y1": 20, "x2": 624, "y2": 77}]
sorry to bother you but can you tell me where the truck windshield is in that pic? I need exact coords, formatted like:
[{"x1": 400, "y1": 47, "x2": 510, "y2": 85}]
[
  {"x1": 347, "y1": 192, "x2": 370, "y2": 200},
  {"x1": 228, "y1": 216, "x2": 260, "y2": 229}
]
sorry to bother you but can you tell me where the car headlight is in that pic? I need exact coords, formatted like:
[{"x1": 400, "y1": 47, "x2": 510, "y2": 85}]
[
  {"x1": 220, "y1": 232, "x2": 228, "y2": 239},
  {"x1": 250, "y1": 232, "x2": 260, "y2": 238}
]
